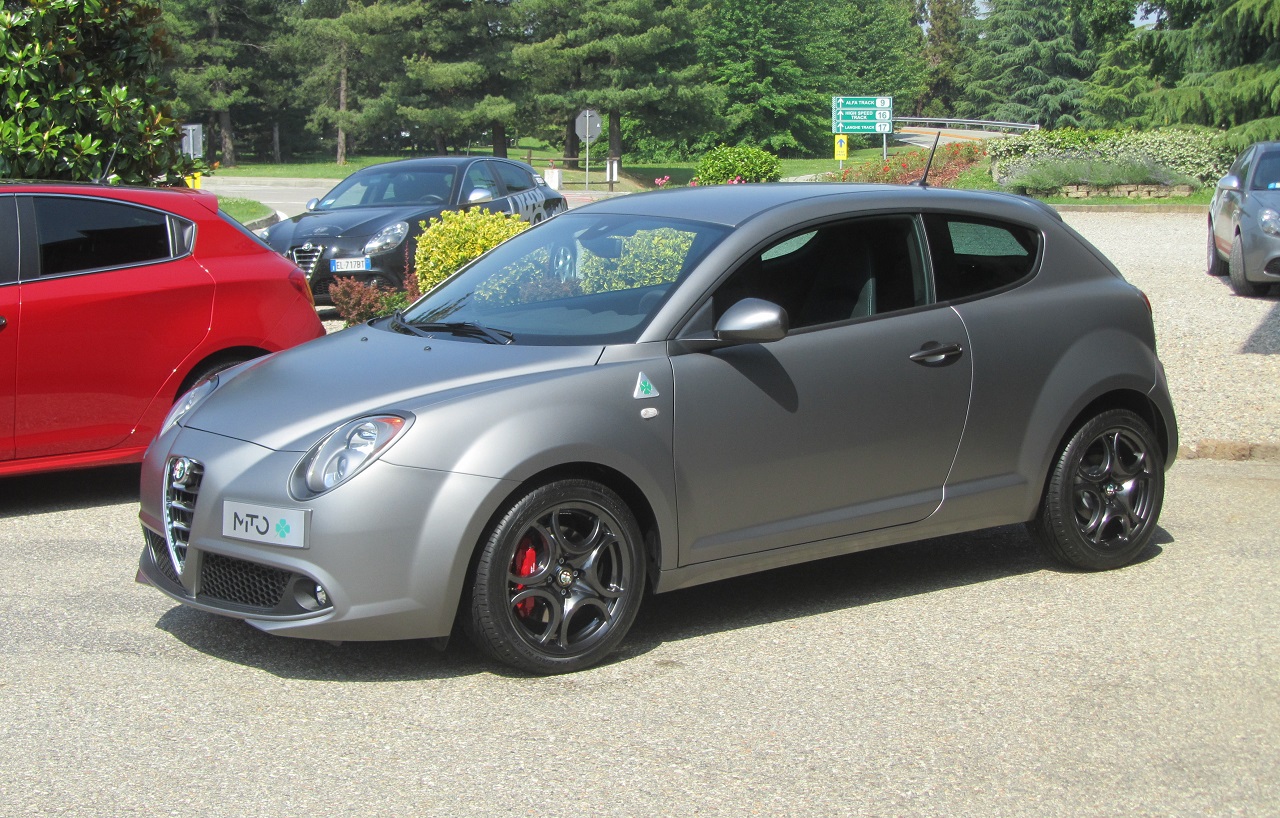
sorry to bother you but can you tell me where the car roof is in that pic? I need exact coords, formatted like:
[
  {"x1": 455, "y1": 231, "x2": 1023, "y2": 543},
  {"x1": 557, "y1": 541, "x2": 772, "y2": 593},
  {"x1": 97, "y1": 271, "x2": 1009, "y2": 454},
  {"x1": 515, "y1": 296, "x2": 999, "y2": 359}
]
[
  {"x1": 577, "y1": 183, "x2": 1062, "y2": 229},
  {"x1": 352, "y1": 156, "x2": 533, "y2": 174},
  {"x1": 0, "y1": 180, "x2": 221, "y2": 218}
]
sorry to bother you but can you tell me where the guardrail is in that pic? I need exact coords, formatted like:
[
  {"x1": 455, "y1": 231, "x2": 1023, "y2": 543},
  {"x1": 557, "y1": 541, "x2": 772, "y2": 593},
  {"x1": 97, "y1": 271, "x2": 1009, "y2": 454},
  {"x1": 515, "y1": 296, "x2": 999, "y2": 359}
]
[{"x1": 893, "y1": 117, "x2": 1040, "y2": 132}]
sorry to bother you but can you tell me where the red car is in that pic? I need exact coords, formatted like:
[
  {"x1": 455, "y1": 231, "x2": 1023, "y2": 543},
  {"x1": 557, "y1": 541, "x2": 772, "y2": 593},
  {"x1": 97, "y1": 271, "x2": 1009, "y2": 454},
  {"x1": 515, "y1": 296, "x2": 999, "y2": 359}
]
[{"x1": 0, "y1": 182, "x2": 324, "y2": 477}]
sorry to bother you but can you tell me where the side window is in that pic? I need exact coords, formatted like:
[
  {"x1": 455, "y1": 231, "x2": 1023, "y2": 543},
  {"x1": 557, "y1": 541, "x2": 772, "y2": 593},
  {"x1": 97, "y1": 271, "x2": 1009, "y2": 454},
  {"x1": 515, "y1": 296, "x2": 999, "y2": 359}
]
[
  {"x1": 33, "y1": 197, "x2": 173, "y2": 276},
  {"x1": 923, "y1": 214, "x2": 1038, "y2": 301},
  {"x1": 463, "y1": 162, "x2": 502, "y2": 201},
  {"x1": 713, "y1": 215, "x2": 928, "y2": 329},
  {"x1": 1230, "y1": 147, "x2": 1255, "y2": 181},
  {"x1": 495, "y1": 162, "x2": 535, "y2": 193}
]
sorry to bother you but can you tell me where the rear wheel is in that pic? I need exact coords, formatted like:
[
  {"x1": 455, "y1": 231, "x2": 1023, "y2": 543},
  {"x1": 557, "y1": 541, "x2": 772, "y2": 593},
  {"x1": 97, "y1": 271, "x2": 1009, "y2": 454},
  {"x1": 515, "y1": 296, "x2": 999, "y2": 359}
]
[
  {"x1": 466, "y1": 479, "x2": 646, "y2": 674},
  {"x1": 1228, "y1": 233, "x2": 1266, "y2": 296},
  {"x1": 1029, "y1": 409, "x2": 1164, "y2": 571},
  {"x1": 1206, "y1": 219, "x2": 1227, "y2": 276}
]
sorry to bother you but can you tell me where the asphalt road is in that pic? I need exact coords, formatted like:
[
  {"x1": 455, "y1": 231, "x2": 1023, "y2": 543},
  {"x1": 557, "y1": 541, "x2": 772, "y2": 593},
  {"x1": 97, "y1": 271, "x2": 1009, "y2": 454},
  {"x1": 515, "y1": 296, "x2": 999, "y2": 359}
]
[{"x1": 0, "y1": 459, "x2": 1275, "y2": 816}]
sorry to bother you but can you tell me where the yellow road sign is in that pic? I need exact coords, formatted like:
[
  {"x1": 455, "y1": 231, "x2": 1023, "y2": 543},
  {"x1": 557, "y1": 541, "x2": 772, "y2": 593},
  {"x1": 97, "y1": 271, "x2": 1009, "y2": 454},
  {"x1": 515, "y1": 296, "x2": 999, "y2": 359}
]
[{"x1": 834, "y1": 134, "x2": 848, "y2": 161}]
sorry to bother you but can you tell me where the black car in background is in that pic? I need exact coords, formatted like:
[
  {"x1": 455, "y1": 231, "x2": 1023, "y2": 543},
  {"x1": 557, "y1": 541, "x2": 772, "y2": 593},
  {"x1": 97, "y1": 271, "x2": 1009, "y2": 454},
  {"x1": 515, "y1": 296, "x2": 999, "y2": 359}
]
[{"x1": 260, "y1": 157, "x2": 567, "y2": 303}]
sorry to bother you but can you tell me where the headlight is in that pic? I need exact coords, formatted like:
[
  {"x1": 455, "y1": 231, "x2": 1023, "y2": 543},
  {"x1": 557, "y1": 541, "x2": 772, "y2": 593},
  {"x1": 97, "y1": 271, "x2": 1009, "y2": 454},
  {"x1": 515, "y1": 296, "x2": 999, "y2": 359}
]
[
  {"x1": 160, "y1": 375, "x2": 221, "y2": 436},
  {"x1": 363, "y1": 222, "x2": 409, "y2": 255},
  {"x1": 294, "y1": 415, "x2": 410, "y2": 497},
  {"x1": 1260, "y1": 209, "x2": 1280, "y2": 237}
]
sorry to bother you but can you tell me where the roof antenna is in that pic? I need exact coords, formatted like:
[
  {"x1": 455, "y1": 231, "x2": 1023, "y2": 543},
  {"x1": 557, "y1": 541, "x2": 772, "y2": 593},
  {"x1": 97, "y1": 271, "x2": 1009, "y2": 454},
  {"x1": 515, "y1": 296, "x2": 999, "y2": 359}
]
[
  {"x1": 913, "y1": 131, "x2": 942, "y2": 188},
  {"x1": 94, "y1": 142, "x2": 121, "y2": 185}
]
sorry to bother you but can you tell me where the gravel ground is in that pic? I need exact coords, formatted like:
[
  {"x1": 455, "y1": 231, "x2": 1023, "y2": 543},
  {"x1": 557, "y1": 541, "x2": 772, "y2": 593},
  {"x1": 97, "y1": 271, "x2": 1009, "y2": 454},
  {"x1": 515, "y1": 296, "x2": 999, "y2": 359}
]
[
  {"x1": 321, "y1": 209, "x2": 1279, "y2": 458},
  {"x1": 1061, "y1": 210, "x2": 1279, "y2": 458}
]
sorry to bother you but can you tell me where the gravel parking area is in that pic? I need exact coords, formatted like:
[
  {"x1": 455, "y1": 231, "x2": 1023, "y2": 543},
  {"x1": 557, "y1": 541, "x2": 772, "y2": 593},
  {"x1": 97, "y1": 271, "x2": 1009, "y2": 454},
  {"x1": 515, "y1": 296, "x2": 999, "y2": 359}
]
[
  {"x1": 321, "y1": 209, "x2": 1278, "y2": 458},
  {"x1": 1062, "y1": 210, "x2": 1279, "y2": 458}
]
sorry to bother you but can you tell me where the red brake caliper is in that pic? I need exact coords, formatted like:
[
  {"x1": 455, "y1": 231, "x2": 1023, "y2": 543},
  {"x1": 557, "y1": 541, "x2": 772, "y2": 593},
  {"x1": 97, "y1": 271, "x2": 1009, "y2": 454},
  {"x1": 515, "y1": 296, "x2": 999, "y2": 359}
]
[{"x1": 513, "y1": 536, "x2": 538, "y2": 619}]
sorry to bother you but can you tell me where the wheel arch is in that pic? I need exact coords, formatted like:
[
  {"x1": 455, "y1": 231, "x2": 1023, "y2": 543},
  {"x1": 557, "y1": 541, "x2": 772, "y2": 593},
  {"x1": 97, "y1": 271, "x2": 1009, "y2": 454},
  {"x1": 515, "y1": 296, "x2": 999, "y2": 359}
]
[
  {"x1": 1032, "y1": 388, "x2": 1173, "y2": 512},
  {"x1": 175, "y1": 346, "x2": 270, "y2": 399},
  {"x1": 464, "y1": 461, "x2": 664, "y2": 596}
]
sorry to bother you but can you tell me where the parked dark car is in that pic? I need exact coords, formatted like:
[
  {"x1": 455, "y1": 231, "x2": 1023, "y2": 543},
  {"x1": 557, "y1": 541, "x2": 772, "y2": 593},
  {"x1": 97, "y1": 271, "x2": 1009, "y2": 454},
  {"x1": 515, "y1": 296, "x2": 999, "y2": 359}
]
[
  {"x1": 139, "y1": 184, "x2": 1177, "y2": 674},
  {"x1": 0, "y1": 182, "x2": 324, "y2": 478},
  {"x1": 259, "y1": 157, "x2": 567, "y2": 304},
  {"x1": 1208, "y1": 141, "x2": 1280, "y2": 296}
]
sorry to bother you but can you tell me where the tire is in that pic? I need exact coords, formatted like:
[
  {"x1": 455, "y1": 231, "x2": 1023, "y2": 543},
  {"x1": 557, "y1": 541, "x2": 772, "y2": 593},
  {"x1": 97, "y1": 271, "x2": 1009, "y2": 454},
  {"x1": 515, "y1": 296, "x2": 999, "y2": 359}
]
[
  {"x1": 177, "y1": 356, "x2": 253, "y2": 397},
  {"x1": 466, "y1": 479, "x2": 646, "y2": 674},
  {"x1": 1028, "y1": 409, "x2": 1165, "y2": 571},
  {"x1": 1228, "y1": 233, "x2": 1266, "y2": 297},
  {"x1": 1206, "y1": 219, "x2": 1227, "y2": 276}
]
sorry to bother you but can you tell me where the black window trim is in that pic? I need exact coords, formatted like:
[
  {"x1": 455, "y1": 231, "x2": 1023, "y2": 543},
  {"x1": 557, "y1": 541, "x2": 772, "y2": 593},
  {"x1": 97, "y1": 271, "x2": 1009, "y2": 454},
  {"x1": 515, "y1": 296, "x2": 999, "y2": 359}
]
[{"x1": 16, "y1": 193, "x2": 195, "y2": 282}]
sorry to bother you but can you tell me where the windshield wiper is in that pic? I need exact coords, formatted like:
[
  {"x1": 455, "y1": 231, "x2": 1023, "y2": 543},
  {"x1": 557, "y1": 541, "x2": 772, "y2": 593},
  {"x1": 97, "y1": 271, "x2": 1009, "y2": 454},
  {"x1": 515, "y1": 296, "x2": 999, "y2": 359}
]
[
  {"x1": 408, "y1": 320, "x2": 514, "y2": 345},
  {"x1": 388, "y1": 310, "x2": 432, "y2": 338}
]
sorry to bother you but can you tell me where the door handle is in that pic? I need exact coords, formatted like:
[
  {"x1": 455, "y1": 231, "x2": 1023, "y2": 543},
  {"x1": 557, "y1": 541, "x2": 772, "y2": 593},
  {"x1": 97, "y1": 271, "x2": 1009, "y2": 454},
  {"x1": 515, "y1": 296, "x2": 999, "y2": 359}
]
[{"x1": 909, "y1": 341, "x2": 963, "y2": 366}]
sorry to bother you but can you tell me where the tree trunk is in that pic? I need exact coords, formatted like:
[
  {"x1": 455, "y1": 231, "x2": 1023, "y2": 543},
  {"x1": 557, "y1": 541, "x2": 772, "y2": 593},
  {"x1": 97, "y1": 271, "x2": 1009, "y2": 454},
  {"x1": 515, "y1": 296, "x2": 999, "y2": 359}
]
[
  {"x1": 492, "y1": 122, "x2": 507, "y2": 158},
  {"x1": 434, "y1": 134, "x2": 448, "y2": 155},
  {"x1": 608, "y1": 110, "x2": 622, "y2": 159},
  {"x1": 336, "y1": 59, "x2": 348, "y2": 165},
  {"x1": 219, "y1": 109, "x2": 236, "y2": 167},
  {"x1": 272, "y1": 122, "x2": 281, "y2": 164},
  {"x1": 564, "y1": 120, "x2": 580, "y2": 170}
]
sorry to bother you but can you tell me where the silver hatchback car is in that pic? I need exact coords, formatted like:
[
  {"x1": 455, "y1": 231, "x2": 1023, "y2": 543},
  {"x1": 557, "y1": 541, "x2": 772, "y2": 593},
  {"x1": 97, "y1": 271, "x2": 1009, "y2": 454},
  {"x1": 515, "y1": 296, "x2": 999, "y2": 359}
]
[
  {"x1": 138, "y1": 184, "x2": 1178, "y2": 674},
  {"x1": 1208, "y1": 140, "x2": 1280, "y2": 296}
]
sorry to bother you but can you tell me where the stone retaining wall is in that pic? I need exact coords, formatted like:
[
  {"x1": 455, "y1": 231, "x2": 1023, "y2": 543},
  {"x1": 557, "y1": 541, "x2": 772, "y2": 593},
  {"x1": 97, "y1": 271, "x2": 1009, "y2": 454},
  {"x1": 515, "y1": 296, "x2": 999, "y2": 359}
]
[{"x1": 1054, "y1": 183, "x2": 1196, "y2": 199}]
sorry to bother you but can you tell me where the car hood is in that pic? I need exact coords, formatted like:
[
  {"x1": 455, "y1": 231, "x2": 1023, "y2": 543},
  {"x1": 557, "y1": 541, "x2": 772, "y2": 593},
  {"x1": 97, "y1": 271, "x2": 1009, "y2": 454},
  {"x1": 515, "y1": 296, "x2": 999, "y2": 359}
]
[
  {"x1": 184, "y1": 327, "x2": 604, "y2": 451},
  {"x1": 267, "y1": 205, "x2": 446, "y2": 248}
]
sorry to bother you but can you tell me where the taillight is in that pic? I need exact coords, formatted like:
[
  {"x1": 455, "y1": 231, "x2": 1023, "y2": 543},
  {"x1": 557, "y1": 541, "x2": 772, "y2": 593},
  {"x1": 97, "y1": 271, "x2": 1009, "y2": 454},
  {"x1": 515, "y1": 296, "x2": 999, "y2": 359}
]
[
  {"x1": 1137, "y1": 288, "x2": 1151, "y2": 314},
  {"x1": 288, "y1": 268, "x2": 315, "y2": 306}
]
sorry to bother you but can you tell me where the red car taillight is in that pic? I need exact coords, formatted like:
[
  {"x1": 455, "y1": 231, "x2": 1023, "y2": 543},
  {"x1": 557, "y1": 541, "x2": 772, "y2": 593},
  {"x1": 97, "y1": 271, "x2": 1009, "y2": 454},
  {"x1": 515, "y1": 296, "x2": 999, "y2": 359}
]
[{"x1": 288, "y1": 268, "x2": 315, "y2": 306}]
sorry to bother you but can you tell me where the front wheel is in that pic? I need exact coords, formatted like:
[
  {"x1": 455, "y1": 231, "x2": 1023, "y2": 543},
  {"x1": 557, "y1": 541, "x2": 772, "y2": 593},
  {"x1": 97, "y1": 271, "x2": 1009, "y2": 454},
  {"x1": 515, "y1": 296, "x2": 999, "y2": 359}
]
[
  {"x1": 1228, "y1": 233, "x2": 1266, "y2": 297},
  {"x1": 466, "y1": 480, "x2": 646, "y2": 674},
  {"x1": 1028, "y1": 409, "x2": 1165, "y2": 571}
]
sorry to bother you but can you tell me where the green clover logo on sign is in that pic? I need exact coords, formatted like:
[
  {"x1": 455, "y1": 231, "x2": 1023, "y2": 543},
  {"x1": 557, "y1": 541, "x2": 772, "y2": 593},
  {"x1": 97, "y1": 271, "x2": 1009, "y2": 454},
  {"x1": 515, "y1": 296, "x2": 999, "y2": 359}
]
[{"x1": 276, "y1": 519, "x2": 290, "y2": 538}]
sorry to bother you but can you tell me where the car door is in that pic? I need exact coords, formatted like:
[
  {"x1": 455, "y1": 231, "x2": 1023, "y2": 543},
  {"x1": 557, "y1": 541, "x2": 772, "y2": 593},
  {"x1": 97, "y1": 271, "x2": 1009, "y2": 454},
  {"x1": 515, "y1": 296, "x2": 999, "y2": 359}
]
[
  {"x1": 1213, "y1": 146, "x2": 1255, "y2": 253},
  {"x1": 493, "y1": 161, "x2": 551, "y2": 222},
  {"x1": 0, "y1": 195, "x2": 18, "y2": 461},
  {"x1": 461, "y1": 160, "x2": 509, "y2": 214},
  {"x1": 670, "y1": 215, "x2": 972, "y2": 565},
  {"x1": 13, "y1": 194, "x2": 214, "y2": 459}
]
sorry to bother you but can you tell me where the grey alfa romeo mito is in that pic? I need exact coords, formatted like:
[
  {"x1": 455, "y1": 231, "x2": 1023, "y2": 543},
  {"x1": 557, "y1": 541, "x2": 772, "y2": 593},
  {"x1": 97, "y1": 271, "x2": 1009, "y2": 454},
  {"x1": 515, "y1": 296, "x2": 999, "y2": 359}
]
[{"x1": 138, "y1": 183, "x2": 1178, "y2": 674}]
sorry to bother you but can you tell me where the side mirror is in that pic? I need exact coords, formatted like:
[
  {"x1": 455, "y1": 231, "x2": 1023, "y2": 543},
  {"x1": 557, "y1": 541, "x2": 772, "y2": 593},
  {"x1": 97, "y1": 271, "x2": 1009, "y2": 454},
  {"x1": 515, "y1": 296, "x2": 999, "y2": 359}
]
[
  {"x1": 1217, "y1": 174, "x2": 1242, "y2": 191},
  {"x1": 715, "y1": 298, "x2": 789, "y2": 343},
  {"x1": 305, "y1": 197, "x2": 320, "y2": 211},
  {"x1": 467, "y1": 188, "x2": 494, "y2": 205}
]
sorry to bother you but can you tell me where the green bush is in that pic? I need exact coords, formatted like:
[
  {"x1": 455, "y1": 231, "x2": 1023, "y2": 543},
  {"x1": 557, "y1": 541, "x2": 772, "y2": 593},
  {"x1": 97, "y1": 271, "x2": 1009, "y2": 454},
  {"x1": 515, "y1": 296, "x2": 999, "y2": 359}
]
[
  {"x1": 988, "y1": 127, "x2": 1234, "y2": 184},
  {"x1": 694, "y1": 145, "x2": 782, "y2": 185},
  {"x1": 0, "y1": 0, "x2": 200, "y2": 183},
  {"x1": 414, "y1": 208, "x2": 530, "y2": 293}
]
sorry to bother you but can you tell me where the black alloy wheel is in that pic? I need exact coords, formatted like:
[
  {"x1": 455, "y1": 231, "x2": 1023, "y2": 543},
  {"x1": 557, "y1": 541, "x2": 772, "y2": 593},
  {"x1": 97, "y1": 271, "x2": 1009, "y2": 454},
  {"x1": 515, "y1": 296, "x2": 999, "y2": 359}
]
[
  {"x1": 1030, "y1": 409, "x2": 1165, "y2": 571},
  {"x1": 467, "y1": 479, "x2": 646, "y2": 674}
]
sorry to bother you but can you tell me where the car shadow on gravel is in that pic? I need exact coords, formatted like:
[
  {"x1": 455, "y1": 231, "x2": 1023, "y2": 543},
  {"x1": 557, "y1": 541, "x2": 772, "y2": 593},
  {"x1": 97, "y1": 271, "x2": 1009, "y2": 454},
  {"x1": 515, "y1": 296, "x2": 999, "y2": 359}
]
[
  {"x1": 1242, "y1": 298, "x2": 1280, "y2": 354},
  {"x1": 152, "y1": 522, "x2": 1171, "y2": 681},
  {"x1": 0, "y1": 464, "x2": 140, "y2": 518}
]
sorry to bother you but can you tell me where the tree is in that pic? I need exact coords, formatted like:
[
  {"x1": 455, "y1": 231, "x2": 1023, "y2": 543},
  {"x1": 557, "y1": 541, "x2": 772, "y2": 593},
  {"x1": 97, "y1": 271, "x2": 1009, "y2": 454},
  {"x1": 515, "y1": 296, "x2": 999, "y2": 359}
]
[
  {"x1": 0, "y1": 0, "x2": 196, "y2": 182},
  {"x1": 513, "y1": 0, "x2": 716, "y2": 163},
  {"x1": 914, "y1": 0, "x2": 979, "y2": 116},
  {"x1": 955, "y1": 0, "x2": 1093, "y2": 128},
  {"x1": 1142, "y1": 0, "x2": 1280, "y2": 146}
]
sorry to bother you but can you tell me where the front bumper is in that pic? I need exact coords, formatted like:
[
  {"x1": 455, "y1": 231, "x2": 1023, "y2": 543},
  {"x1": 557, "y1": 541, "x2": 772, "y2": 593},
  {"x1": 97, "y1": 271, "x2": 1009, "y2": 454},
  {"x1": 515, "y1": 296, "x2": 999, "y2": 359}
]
[
  {"x1": 137, "y1": 425, "x2": 514, "y2": 641},
  {"x1": 287, "y1": 240, "x2": 408, "y2": 302}
]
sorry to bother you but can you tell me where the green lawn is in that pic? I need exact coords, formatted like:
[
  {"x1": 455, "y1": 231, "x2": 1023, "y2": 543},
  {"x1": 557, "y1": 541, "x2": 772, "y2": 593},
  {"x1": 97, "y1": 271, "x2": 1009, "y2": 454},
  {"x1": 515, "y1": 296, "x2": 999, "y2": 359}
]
[{"x1": 220, "y1": 197, "x2": 274, "y2": 225}]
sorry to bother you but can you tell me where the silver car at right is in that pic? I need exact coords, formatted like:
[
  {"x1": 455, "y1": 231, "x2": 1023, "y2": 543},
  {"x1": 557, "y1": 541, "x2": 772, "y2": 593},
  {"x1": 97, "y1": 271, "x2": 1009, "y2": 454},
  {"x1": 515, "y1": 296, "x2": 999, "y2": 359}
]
[{"x1": 1208, "y1": 140, "x2": 1280, "y2": 296}]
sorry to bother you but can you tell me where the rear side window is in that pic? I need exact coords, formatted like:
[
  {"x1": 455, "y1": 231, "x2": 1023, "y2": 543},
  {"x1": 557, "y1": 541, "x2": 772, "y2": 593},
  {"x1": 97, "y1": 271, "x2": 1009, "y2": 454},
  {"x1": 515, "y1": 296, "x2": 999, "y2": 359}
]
[
  {"x1": 495, "y1": 162, "x2": 536, "y2": 193},
  {"x1": 34, "y1": 197, "x2": 174, "y2": 276},
  {"x1": 923, "y1": 214, "x2": 1039, "y2": 301}
]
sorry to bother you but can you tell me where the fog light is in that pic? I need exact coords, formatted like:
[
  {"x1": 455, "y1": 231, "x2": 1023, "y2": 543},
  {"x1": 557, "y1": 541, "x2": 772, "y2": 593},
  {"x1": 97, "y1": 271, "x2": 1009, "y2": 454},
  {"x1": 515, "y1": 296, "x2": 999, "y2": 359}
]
[{"x1": 315, "y1": 584, "x2": 329, "y2": 606}]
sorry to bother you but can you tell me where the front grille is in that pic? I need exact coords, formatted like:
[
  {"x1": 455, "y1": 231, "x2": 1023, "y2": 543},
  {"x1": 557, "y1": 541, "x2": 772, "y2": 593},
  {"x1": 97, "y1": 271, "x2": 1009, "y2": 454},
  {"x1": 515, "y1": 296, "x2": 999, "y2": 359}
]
[
  {"x1": 163, "y1": 457, "x2": 203, "y2": 575},
  {"x1": 199, "y1": 553, "x2": 292, "y2": 610},
  {"x1": 289, "y1": 244, "x2": 324, "y2": 275}
]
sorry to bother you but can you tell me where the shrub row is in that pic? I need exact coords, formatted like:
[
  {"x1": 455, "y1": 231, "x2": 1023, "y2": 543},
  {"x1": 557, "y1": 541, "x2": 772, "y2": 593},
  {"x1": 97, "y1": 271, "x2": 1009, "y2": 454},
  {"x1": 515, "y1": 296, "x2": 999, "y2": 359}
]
[{"x1": 988, "y1": 127, "x2": 1234, "y2": 184}]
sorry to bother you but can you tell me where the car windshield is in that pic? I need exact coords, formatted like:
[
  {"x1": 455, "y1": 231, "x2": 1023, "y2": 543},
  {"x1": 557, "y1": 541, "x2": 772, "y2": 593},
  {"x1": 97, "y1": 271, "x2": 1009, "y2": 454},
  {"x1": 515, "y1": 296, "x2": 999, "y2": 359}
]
[
  {"x1": 317, "y1": 167, "x2": 456, "y2": 209},
  {"x1": 398, "y1": 212, "x2": 729, "y2": 345},
  {"x1": 1250, "y1": 152, "x2": 1280, "y2": 190}
]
